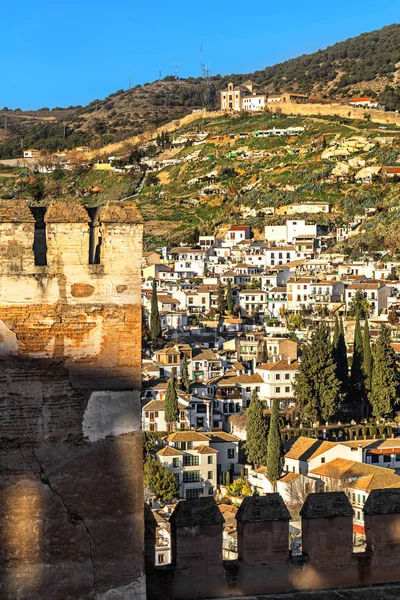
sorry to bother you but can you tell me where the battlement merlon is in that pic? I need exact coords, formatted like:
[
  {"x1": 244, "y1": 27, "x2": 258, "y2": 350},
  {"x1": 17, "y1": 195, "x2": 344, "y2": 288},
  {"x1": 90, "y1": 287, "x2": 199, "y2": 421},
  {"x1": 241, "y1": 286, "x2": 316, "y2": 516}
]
[{"x1": 0, "y1": 199, "x2": 143, "y2": 306}]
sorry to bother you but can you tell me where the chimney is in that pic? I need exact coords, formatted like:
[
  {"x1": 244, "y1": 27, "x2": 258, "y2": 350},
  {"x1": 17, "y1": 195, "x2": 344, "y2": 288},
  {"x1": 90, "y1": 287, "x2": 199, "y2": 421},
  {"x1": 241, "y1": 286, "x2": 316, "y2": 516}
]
[{"x1": 287, "y1": 357, "x2": 291, "y2": 365}]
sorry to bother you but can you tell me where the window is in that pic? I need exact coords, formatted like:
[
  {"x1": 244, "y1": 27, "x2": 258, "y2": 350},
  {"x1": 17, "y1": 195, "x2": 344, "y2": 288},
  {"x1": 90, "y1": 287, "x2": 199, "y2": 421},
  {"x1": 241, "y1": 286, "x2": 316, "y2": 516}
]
[
  {"x1": 183, "y1": 455, "x2": 199, "y2": 466},
  {"x1": 174, "y1": 473, "x2": 180, "y2": 484},
  {"x1": 383, "y1": 455, "x2": 391, "y2": 463},
  {"x1": 208, "y1": 456, "x2": 213, "y2": 464},
  {"x1": 285, "y1": 374, "x2": 290, "y2": 380},
  {"x1": 371, "y1": 454, "x2": 379, "y2": 463},
  {"x1": 285, "y1": 387, "x2": 290, "y2": 393},
  {"x1": 208, "y1": 471, "x2": 213, "y2": 480},
  {"x1": 276, "y1": 387, "x2": 281, "y2": 394},
  {"x1": 158, "y1": 554, "x2": 164, "y2": 564},
  {"x1": 186, "y1": 488, "x2": 202, "y2": 499},
  {"x1": 197, "y1": 405, "x2": 207, "y2": 413},
  {"x1": 276, "y1": 374, "x2": 281, "y2": 381},
  {"x1": 150, "y1": 423, "x2": 157, "y2": 432},
  {"x1": 321, "y1": 457, "x2": 325, "y2": 464},
  {"x1": 208, "y1": 486, "x2": 214, "y2": 496},
  {"x1": 187, "y1": 442, "x2": 193, "y2": 450},
  {"x1": 183, "y1": 471, "x2": 200, "y2": 483},
  {"x1": 227, "y1": 448, "x2": 235, "y2": 459},
  {"x1": 172, "y1": 458, "x2": 180, "y2": 468}
]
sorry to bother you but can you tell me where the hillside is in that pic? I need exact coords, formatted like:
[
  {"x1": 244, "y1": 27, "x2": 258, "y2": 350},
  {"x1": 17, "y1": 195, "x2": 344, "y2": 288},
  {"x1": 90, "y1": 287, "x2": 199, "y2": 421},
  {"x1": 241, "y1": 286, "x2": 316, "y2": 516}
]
[
  {"x1": 2, "y1": 111, "x2": 400, "y2": 260},
  {"x1": 2, "y1": 24, "x2": 400, "y2": 160}
]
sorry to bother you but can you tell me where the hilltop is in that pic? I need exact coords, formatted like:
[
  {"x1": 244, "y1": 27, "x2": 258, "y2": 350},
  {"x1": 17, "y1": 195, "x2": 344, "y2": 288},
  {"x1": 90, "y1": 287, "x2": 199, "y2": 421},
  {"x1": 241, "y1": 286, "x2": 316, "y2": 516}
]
[{"x1": 2, "y1": 24, "x2": 400, "y2": 158}]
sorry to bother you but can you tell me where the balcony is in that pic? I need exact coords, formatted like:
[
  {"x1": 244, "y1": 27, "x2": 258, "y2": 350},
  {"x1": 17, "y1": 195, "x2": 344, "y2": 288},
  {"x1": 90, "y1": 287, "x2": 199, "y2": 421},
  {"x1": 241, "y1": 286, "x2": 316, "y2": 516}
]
[{"x1": 216, "y1": 390, "x2": 242, "y2": 400}]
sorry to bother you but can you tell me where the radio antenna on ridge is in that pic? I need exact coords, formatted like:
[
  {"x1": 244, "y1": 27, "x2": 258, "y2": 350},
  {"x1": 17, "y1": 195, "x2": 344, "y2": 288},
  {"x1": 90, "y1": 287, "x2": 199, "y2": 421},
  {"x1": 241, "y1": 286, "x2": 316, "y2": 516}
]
[{"x1": 174, "y1": 60, "x2": 179, "y2": 80}]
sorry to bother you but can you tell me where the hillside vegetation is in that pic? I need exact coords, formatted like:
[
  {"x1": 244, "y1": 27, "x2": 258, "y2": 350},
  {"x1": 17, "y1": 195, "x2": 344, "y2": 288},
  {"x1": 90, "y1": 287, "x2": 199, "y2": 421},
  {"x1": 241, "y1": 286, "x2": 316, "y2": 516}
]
[
  {"x1": 2, "y1": 111, "x2": 400, "y2": 261},
  {"x1": 2, "y1": 24, "x2": 400, "y2": 159}
]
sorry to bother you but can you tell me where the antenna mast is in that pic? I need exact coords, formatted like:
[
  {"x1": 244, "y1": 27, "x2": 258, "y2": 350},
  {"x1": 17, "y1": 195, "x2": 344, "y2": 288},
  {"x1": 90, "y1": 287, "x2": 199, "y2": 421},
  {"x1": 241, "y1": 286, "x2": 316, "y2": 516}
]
[{"x1": 174, "y1": 60, "x2": 179, "y2": 80}]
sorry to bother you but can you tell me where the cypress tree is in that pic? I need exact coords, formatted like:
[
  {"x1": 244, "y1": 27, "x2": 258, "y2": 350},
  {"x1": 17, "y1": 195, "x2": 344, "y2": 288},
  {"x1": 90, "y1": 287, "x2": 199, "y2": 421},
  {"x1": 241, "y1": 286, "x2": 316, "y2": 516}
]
[
  {"x1": 388, "y1": 305, "x2": 398, "y2": 326},
  {"x1": 293, "y1": 325, "x2": 341, "y2": 424},
  {"x1": 261, "y1": 340, "x2": 269, "y2": 364},
  {"x1": 333, "y1": 316, "x2": 340, "y2": 349},
  {"x1": 363, "y1": 318, "x2": 373, "y2": 398},
  {"x1": 225, "y1": 471, "x2": 231, "y2": 487},
  {"x1": 181, "y1": 354, "x2": 190, "y2": 393},
  {"x1": 217, "y1": 281, "x2": 226, "y2": 314},
  {"x1": 370, "y1": 325, "x2": 398, "y2": 419},
  {"x1": 266, "y1": 400, "x2": 284, "y2": 490},
  {"x1": 226, "y1": 280, "x2": 234, "y2": 314},
  {"x1": 164, "y1": 373, "x2": 179, "y2": 427},
  {"x1": 244, "y1": 390, "x2": 269, "y2": 467},
  {"x1": 350, "y1": 312, "x2": 364, "y2": 419},
  {"x1": 335, "y1": 317, "x2": 349, "y2": 394},
  {"x1": 150, "y1": 278, "x2": 161, "y2": 341}
]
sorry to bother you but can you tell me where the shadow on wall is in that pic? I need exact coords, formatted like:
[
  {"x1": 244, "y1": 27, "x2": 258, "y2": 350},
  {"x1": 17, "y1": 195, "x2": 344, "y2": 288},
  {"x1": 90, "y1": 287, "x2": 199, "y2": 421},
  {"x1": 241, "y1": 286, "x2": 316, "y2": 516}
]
[
  {"x1": 146, "y1": 491, "x2": 400, "y2": 600},
  {"x1": 0, "y1": 358, "x2": 145, "y2": 600}
]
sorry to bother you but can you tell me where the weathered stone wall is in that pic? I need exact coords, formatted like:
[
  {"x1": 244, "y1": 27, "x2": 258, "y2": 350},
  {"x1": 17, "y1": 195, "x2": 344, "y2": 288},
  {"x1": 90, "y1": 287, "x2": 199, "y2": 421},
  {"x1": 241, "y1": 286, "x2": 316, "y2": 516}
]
[
  {"x1": 269, "y1": 100, "x2": 400, "y2": 126},
  {"x1": 0, "y1": 199, "x2": 145, "y2": 599},
  {"x1": 146, "y1": 491, "x2": 400, "y2": 599}
]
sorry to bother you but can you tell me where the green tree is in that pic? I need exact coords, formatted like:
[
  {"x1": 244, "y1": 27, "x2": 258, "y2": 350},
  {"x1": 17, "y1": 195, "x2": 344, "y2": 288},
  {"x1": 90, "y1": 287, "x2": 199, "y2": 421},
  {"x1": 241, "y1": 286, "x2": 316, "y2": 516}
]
[
  {"x1": 244, "y1": 390, "x2": 269, "y2": 467},
  {"x1": 150, "y1": 278, "x2": 161, "y2": 341},
  {"x1": 370, "y1": 325, "x2": 398, "y2": 419},
  {"x1": 363, "y1": 318, "x2": 373, "y2": 400},
  {"x1": 266, "y1": 400, "x2": 284, "y2": 490},
  {"x1": 225, "y1": 471, "x2": 231, "y2": 487},
  {"x1": 334, "y1": 317, "x2": 349, "y2": 394},
  {"x1": 226, "y1": 478, "x2": 252, "y2": 497},
  {"x1": 388, "y1": 305, "x2": 398, "y2": 326},
  {"x1": 226, "y1": 280, "x2": 234, "y2": 314},
  {"x1": 287, "y1": 313, "x2": 305, "y2": 331},
  {"x1": 217, "y1": 281, "x2": 226, "y2": 314},
  {"x1": 181, "y1": 354, "x2": 190, "y2": 393},
  {"x1": 350, "y1": 312, "x2": 365, "y2": 419},
  {"x1": 348, "y1": 290, "x2": 370, "y2": 319},
  {"x1": 261, "y1": 340, "x2": 269, "y2": 364},
  {"x1": 144, "y1": 458, "x2": 179, "y2": 502},
  {"x1": 293, "y1": 325, "x2": 341, "y2": 423},
  {"x1": 164, "y1": 373, "x2": 179, "y2": 427},
  {"x1": 333, "y1": 316, "x2": 340, "y2": 349}
]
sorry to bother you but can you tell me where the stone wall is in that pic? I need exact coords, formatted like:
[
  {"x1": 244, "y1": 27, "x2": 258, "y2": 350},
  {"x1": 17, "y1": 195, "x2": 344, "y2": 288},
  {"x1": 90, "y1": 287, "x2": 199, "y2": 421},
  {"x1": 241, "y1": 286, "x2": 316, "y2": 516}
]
[
  {"x1": 269, "y1": 100, "x2": 400, "y2": 126},
  {"x1": 146, "y1": 490, "x2": 400, "y2": 599},
  {"x1": 0, "y1": 199, "x2": 145, "y2": 599}
]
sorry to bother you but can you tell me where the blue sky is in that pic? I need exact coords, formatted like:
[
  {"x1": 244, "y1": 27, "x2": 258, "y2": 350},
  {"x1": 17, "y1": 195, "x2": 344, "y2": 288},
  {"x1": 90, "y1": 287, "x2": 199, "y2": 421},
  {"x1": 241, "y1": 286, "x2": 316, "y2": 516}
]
[{"x1": 0, "y1": 1, "x2": 398, "y2": 110}]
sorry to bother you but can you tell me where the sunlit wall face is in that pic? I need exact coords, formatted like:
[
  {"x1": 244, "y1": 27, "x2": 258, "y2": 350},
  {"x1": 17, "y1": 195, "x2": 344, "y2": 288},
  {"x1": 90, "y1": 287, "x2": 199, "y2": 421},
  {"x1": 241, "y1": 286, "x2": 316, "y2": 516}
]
[{"x1": 3, "y1": 480, "x2": 44, "y2": 598}]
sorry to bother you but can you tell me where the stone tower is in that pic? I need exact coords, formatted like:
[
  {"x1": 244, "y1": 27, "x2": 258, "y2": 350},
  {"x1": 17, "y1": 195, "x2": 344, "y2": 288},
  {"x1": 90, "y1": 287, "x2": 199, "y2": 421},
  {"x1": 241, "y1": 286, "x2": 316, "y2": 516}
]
[{"x1": 0, "y1": 199, "x2": 145, "y2": 599}]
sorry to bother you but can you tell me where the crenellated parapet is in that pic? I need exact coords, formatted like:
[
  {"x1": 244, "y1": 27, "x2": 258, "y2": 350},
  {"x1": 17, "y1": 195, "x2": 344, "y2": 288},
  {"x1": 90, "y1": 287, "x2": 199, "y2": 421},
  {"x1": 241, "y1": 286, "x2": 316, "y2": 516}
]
[
  {"x1": 146, "y1": 489, "x2": 400, "y2": 600},
  {"x1": 0, "y1": 199, "x2": 143, "y2": 389}
]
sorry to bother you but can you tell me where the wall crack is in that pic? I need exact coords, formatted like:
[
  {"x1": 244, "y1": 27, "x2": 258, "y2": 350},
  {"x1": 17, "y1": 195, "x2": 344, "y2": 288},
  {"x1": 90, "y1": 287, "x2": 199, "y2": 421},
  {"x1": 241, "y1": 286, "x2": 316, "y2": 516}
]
[{"x1": 18, "y1": 445, "x2": 97, "y2": 594}]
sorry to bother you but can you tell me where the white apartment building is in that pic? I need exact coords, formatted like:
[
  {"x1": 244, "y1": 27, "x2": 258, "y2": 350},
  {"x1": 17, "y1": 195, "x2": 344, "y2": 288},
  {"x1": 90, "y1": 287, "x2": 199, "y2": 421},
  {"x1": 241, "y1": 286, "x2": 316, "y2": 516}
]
[
  {"x1": 190, "y1": 348, "x2": 223, "y2": 382},
  {"x1": 286, "y1": 277, "x2": 315, "y2": 312},
  {"x1": 255, "y1": 358, "x2": 299, "y2": 409},
  {"x1": 265, "y1": 287, "x2": 288, "y2": 318},
  {"x1": 345, "y1": 283, "x2": 391, "y2": 316},
  {"x1": 157, "y1": 431, "x2": 218, "y2": 499},
  {"x1": 242, "y1": 95, "x2": 266, "y2": 111},
  {"x1": 142, "y1": 398, "x2": 190, "y2": 432},
  {"x1": 225, "y1": 226, "x2": 252, "y2": 247},
  {"x1": 265, "y1": 246, "x2": 297, "y2": 267},
  {"x1": 239, "y1": 289, "x2": 268, "y2": 318},
  {"x1": 265, "y1": 220, "x2": 318, "y2": 244}
]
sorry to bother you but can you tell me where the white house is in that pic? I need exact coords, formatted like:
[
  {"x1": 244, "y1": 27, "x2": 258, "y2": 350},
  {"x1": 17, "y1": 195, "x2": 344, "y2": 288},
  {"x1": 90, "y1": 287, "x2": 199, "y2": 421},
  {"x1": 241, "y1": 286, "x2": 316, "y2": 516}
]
[
  {"x1": 345, "y1": 282, "x2": 391, "y2": 316},
  {"x1": 255, "y1": 358, "x2": 299, "y2": 409},
  {"x1": 157, "y1": 431, "x2": 218, "y2": 499}
]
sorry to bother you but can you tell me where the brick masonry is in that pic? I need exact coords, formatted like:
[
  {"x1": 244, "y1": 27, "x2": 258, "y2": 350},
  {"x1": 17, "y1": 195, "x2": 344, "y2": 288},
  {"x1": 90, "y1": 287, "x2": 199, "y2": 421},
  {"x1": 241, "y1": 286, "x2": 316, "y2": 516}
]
[{"x1": 0, "y1": 200, "x2": 145, "y2": 599}]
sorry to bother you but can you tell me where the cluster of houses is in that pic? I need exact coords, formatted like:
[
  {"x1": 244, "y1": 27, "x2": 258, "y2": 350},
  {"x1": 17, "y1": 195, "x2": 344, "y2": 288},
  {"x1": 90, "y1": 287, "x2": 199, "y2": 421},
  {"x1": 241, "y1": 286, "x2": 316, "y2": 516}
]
[
  {"x1": 142, "y1": 218, "x2": 400, "y2": 561},
  {"x1": 219, "y1": 81, "x2": 386, "y2": 113}
]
